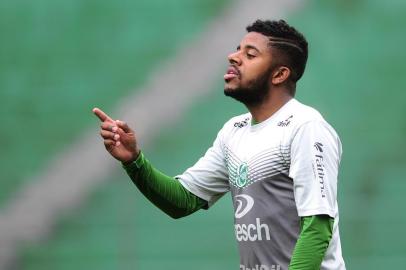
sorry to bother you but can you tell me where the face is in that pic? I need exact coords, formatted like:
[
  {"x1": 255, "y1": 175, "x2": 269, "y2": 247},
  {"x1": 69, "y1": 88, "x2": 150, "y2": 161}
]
[{"x1": 224, "y1": 32, "x2": 274, "y2": 105}]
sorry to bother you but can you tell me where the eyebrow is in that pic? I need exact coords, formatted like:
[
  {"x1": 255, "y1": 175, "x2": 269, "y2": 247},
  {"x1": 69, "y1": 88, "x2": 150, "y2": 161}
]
[{"x1": 236, "y1": 44, "x2": 261, "y2": 53}]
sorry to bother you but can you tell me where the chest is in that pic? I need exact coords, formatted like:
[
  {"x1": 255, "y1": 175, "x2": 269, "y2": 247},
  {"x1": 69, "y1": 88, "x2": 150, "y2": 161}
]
[{"x1": 223, "y1": 127, "x2": 292, "y2": 189}]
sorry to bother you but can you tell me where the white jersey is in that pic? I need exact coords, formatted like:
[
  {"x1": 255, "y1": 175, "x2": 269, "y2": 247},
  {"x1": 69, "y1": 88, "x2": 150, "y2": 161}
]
[{"x1": 176, "y1": 98, "x2": 346, "y2": 270}]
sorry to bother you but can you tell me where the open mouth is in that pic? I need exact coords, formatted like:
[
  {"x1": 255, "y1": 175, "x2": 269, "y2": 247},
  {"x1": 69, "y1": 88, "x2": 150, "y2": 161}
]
[{"x1": 224, "y1": 66, "x2": 240, "y2": 81}]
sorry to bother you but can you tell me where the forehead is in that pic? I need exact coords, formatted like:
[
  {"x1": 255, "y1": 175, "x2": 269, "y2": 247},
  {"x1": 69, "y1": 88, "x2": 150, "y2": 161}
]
[{"x1": 239, "y1": 32, "x2": 270, "y2": 52}]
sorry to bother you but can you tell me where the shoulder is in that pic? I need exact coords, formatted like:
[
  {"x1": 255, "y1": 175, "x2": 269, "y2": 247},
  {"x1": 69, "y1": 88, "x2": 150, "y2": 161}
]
[
  {"x1": 222, "y1": 112, "x2": 251, "y2": 131},
  {"x1": 288, "y1": 99, "x2": 325, "y2": 125},
  {"x1": 216, "y1": 113, "x2": 251, "y2": 140},
  {"x1": 283, "y1": 99, "x2": 335, "y2": 132},
  {"x1": 287, "y1": 99, "x2": 341, "y2": 149},
  {"x1": 278, "y1": 99, "x2": 340, "y2": 143}
]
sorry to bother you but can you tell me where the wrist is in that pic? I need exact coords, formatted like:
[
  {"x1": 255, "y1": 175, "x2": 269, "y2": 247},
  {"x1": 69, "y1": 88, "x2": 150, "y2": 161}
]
[{"x1": 122, "y1": 150, "x2": 142, "y2": 167}]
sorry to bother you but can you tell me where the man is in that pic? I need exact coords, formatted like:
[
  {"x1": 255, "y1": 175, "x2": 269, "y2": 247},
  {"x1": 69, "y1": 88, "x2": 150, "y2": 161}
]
[{"x1": 93, "y1": 20, "x2": 346, "y2": 270}]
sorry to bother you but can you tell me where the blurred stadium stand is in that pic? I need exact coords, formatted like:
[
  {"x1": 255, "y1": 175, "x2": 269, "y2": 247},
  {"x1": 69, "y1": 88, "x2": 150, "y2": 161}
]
[
  {"x1": 0, "y1": 0, "x2": 228, "y2": 205},
  {"x1": 1, "y1": 0, "x2": 405, "y2": 269}
]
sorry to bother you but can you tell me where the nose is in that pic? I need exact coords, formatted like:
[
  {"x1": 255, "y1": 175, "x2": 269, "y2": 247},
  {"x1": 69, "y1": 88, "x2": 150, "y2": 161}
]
[{"x1": 228, "y1": 51, "x2": 241, "y2": 66}]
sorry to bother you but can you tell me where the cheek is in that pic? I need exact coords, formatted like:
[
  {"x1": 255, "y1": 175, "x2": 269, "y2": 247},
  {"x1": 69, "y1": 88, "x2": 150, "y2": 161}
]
[
  {"x1": 248, "y1": 59, "x2": 270, "y2": 72},
  {"x1": 242, "y1": 64, "x2": 270, "y2": 82}
]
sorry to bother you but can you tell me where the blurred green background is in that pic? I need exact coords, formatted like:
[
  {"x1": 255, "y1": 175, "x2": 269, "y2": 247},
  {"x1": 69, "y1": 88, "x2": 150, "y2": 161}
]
[
  {"x1": 0, "y1": 0, "x2": 229, "y2": 204},
  {"x1": 1, "y1": 0, "x2": 405, "y2": 269}
]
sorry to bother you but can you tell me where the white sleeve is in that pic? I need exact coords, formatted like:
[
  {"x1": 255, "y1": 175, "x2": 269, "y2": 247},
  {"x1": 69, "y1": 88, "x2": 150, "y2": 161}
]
[
  {"x1": 289, "y1": 120, "x2": 342, "y2": 218},
  {"x1": 175, "y1": 130, "x2": 229, "y2": 207}
]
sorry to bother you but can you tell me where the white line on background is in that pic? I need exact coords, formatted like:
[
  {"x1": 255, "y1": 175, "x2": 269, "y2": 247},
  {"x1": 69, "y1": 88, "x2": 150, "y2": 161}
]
[{"x1": 0, "y1": 1, "x2": 303, "y2": 268}]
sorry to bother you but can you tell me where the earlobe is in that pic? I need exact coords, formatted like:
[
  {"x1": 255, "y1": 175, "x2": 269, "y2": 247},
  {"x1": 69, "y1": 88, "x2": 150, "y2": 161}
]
[{"x1": 272, "y1": 67, "x2": 291, "y2": 85}]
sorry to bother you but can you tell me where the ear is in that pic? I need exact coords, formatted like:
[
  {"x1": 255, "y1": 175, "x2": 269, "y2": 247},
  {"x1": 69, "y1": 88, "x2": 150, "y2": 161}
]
[{"x1": 271, "y1": 66, "x2": 291, "y2": 85}]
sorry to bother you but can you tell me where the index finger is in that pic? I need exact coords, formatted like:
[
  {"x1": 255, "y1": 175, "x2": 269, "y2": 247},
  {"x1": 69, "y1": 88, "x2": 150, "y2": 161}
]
[{"x1": 92, "y1": 107, "x2": 114, "y2": 122}]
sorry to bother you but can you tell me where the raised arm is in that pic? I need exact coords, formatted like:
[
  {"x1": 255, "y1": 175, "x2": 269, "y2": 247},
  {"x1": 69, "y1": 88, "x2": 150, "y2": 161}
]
[{"x1": 92, "y1": 108, "x2": 207, "y2": 218}]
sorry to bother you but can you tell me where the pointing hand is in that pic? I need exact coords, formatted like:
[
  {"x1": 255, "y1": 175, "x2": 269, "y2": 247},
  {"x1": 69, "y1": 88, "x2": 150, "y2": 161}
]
[{"x1": 93, "y1": 108, "x2": 140, "y2": 164}]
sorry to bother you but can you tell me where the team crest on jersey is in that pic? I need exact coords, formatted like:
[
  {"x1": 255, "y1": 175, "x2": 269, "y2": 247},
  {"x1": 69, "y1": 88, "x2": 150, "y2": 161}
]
[{"x1": 236, "y1": 162, "x2": 249, "y2": 188}]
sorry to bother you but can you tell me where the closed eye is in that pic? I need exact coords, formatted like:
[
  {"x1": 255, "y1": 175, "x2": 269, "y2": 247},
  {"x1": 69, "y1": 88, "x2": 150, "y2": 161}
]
[{"x1": 247, "y1": 53, "x2": 256, "y2": 59}]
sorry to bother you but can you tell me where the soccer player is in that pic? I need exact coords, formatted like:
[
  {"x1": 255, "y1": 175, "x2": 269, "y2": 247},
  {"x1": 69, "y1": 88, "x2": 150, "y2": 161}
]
[{"x1": 93, "y1": 20, "x2": 346, "y2": 270}]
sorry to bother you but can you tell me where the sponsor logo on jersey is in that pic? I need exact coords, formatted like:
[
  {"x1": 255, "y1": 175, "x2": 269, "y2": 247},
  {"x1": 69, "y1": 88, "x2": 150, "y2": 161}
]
[
  {"x1": 314, "y1": 142, "x2": 323, "y2": 152},
  {"x1": 312, "y1": 142, "x2": 326, "y2": 198},
  {"x1": 236, "y1": 162, "x2": 249, "y2": 188},
  {"x1": 234, "y1": 117, "x2": 250, "y2": 128},
  {"x1": 234, "y1": 194, "x2": 254, "y2": 218},
  {"x1": 235, "y1": 218, "x2": 271, "y2": 242},
  {"x1": 234, "y1": 194, "x2": 270, "y2": 242},
  {"x1": 277, "y1": 115, "x2": 293, "y2": 127},
  {"x1": 240, "y1": 264, "x2": 280, "y2": 270}
]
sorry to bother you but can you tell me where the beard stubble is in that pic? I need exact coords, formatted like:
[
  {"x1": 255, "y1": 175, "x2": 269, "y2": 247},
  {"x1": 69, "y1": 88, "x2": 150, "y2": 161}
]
[{"x1": 224, "y1": 67, "x2": 273, "y2": 106}]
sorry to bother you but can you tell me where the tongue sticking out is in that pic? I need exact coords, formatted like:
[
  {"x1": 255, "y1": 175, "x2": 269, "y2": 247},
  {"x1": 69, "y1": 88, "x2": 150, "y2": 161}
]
[
  {"x1": 224, "y1": 73, "x2": 238, "y2": 80},
  {"x1": 224, "y1": 66, "x2": 240, "y2": 81}
]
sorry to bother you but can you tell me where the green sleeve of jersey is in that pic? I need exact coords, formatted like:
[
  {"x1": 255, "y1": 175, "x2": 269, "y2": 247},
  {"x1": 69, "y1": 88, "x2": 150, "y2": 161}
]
[
  {"x1": 122, "y1": 152, "x2": 208, "y2": 219},
  {"x1": 288, "y1": 215, "x2": 334, "y2": 270}
]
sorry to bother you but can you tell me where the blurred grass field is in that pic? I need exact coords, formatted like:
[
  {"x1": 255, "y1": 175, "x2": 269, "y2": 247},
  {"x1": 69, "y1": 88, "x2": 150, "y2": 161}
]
[{"x1": 2, "y1": 0, "x2": 406, "y2": 269}]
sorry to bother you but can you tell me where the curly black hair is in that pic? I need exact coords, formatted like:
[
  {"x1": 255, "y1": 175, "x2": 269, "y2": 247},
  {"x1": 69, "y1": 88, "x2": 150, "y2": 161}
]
[{"x1": 246, "y1": 19, "x2": 308, "y2": 83}]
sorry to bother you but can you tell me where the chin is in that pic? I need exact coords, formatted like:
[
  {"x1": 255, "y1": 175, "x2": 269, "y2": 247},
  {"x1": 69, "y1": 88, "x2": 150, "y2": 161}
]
[
  {"x1": 224, "y1": 81, "x2": 238, "y2": 91},
  {"x1": 224, "y1": 86, "x2": 235, "y2": 96},
  {"x1": 224, "y1": 87, "x2": 239, "y2": 98}
]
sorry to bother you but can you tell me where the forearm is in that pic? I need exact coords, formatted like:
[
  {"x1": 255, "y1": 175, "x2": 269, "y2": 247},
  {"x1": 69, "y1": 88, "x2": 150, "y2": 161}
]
[
  {"x1": 289, "y1": 215, "x2": 334, "y2": 270},
  {"x1": 123, "y1": 152, "x2": 207, "y2": 219}
]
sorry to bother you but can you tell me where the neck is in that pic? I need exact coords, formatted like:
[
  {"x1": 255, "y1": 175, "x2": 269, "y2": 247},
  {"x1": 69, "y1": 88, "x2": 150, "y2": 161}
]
[{"x1": 246, "y1": 88, "x2": 293, "y2": 123}]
